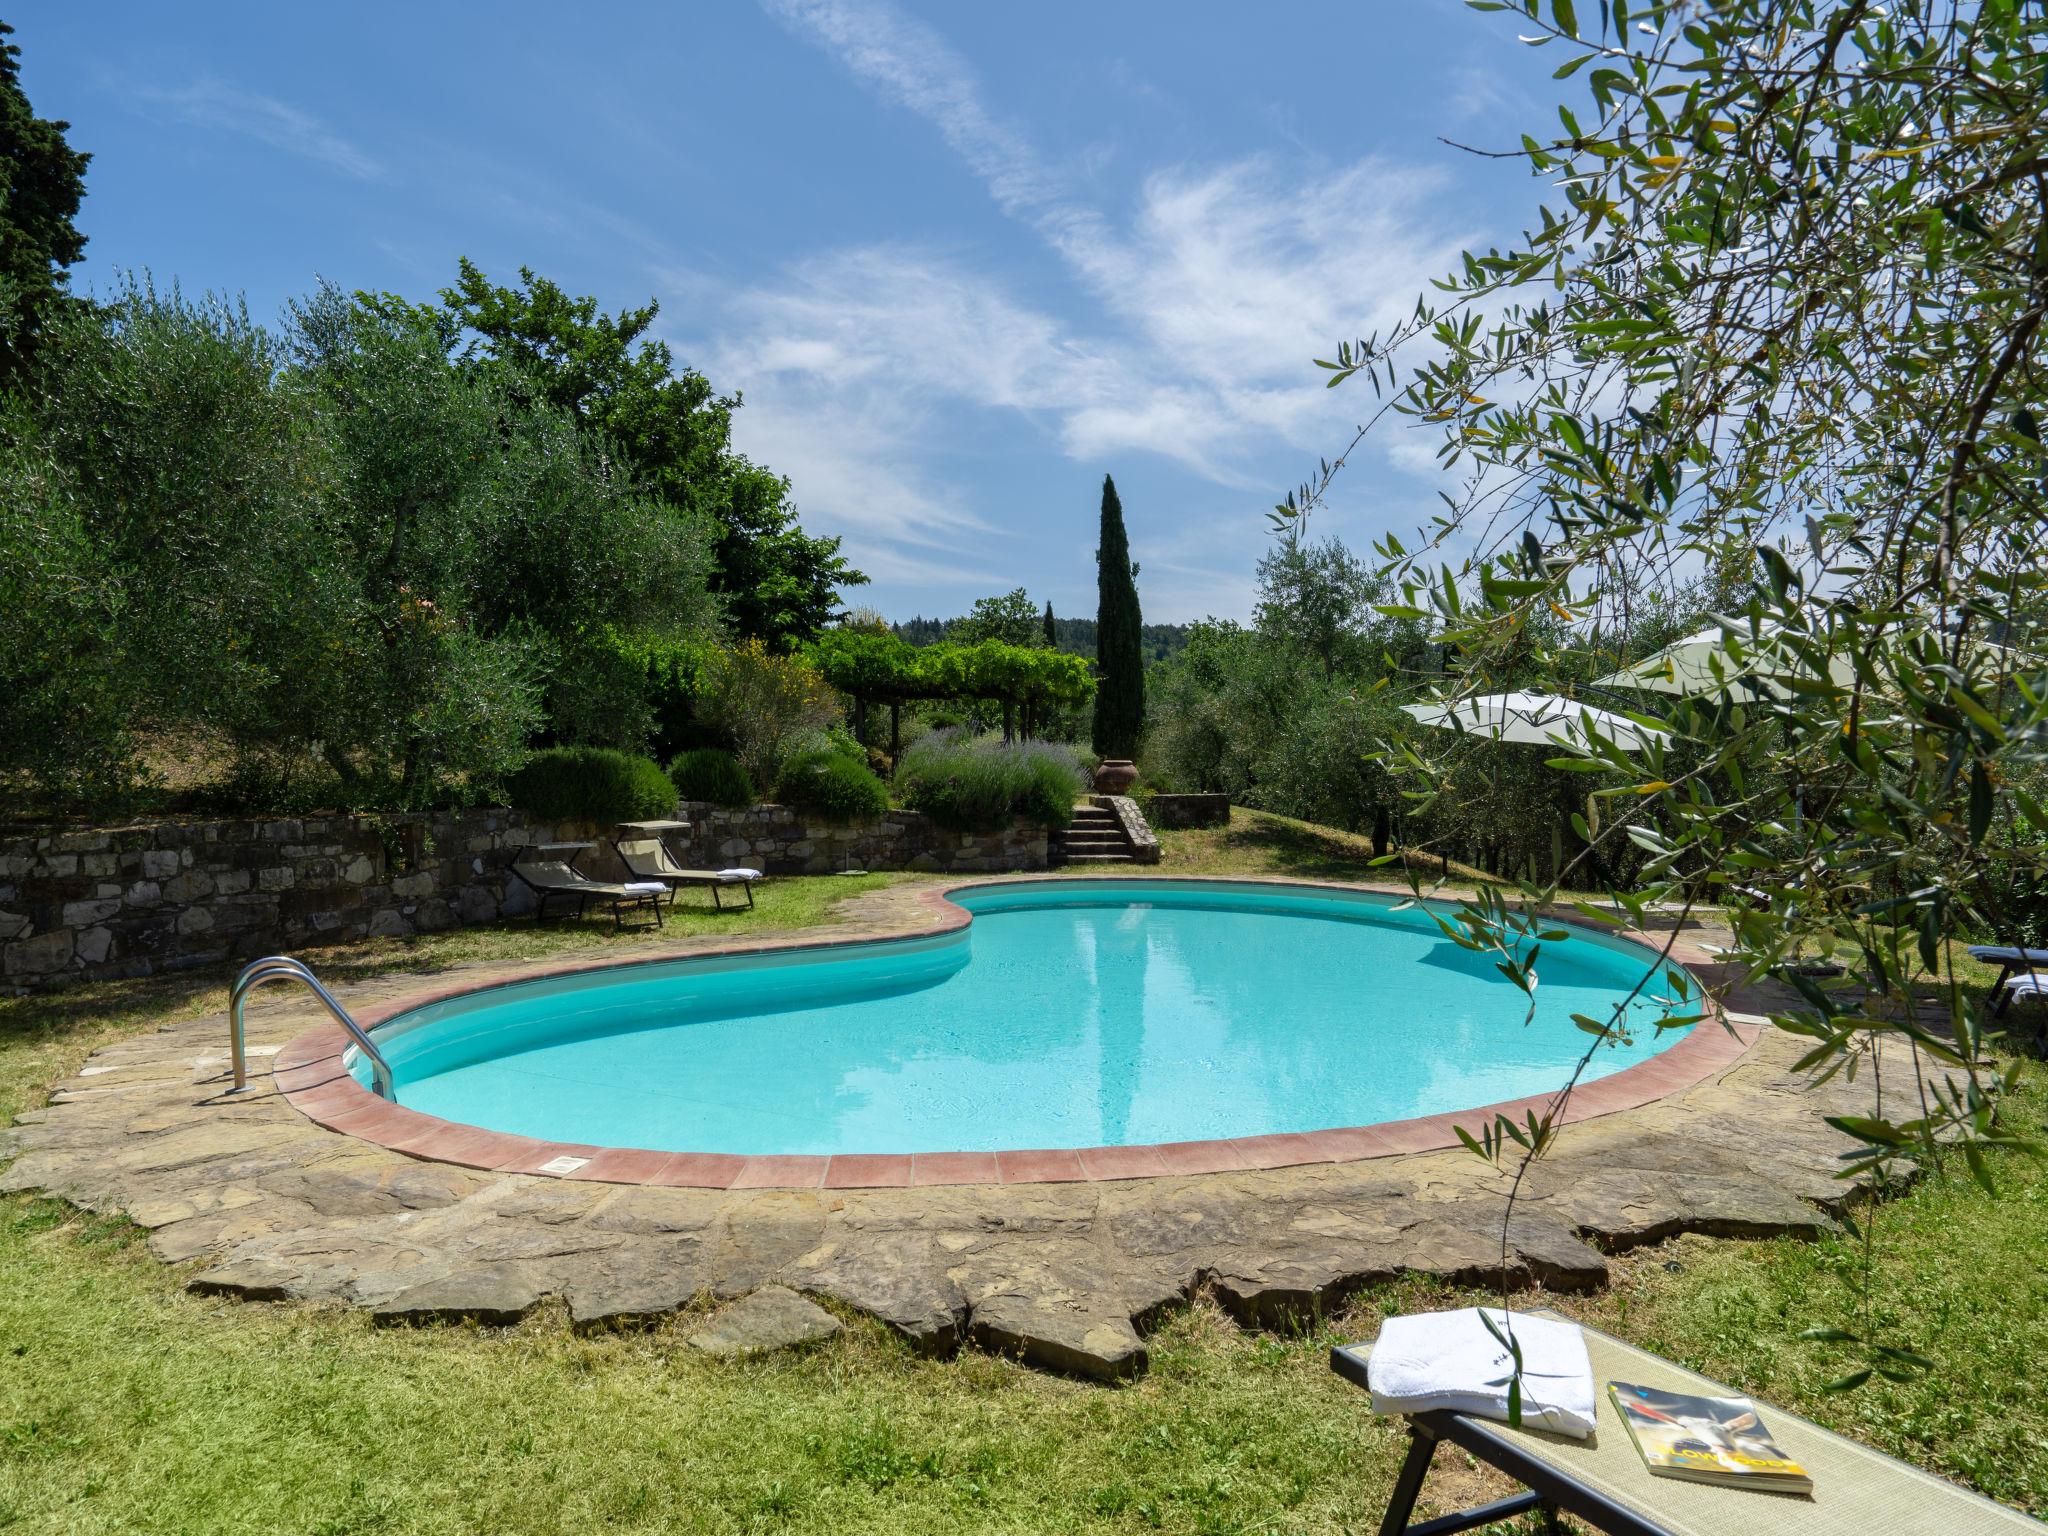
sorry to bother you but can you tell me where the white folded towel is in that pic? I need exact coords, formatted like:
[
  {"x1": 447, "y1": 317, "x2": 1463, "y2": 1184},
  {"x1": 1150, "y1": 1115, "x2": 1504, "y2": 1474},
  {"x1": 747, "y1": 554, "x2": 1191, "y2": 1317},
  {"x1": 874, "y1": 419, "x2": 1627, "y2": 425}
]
[
  {"x1": 718, "y1": 867, "x2": 763, "y2": 880},
  {"x1": 1367, "y1": 1307, "x2": 1596, "y2": 1439},
  {"x1": 2006, "y1": 973, "x2": 2046, "y2": 999},
  {"x1": 623, "y1": 881, "x2": 667, "y2": 894}
]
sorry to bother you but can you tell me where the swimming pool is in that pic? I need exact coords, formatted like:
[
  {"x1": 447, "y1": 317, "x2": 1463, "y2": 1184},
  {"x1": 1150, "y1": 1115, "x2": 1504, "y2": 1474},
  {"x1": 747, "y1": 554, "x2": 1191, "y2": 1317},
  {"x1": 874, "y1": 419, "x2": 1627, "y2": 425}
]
[{"x1": 349, "y1": 879, "x2": 1697, "y2": 1158}]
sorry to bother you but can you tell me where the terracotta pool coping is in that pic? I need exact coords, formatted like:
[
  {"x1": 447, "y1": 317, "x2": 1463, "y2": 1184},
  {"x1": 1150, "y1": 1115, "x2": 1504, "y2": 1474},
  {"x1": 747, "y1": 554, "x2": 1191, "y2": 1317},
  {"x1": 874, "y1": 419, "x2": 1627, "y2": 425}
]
[{"x1": 273, "y1": 876, "x2": 1763, "y2": 1189}]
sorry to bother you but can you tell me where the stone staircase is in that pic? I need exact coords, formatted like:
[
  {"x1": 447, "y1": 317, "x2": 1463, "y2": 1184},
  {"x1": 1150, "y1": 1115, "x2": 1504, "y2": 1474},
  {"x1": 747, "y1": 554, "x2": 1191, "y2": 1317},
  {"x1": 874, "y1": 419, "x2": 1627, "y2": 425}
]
[{"x1": 1053, "y1": 802, "x2": 1139, "y2": 865}]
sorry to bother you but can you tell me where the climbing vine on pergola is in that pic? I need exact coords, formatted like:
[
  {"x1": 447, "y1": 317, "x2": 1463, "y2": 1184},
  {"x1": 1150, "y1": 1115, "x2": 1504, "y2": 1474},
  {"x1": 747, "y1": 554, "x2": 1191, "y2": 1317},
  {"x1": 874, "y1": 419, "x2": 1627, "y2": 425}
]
[{"x1": 808, "y1": 631, "x2": 1095, "y2": 759}]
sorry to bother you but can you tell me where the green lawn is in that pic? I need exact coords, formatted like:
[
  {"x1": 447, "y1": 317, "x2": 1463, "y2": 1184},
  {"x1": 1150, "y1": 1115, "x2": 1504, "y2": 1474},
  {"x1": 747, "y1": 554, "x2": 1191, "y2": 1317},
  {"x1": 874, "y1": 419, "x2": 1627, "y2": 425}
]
[{"x1": 1, "y1": 844, "x2": 2043, "y2": 1532}]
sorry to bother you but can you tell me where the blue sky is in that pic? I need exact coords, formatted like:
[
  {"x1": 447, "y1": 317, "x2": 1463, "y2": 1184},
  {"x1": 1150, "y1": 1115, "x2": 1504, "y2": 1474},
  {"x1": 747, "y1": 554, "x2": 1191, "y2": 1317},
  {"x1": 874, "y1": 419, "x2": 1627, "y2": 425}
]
[{"x1": 17, "y1": 1, "x2": 1558, "y2": 623}]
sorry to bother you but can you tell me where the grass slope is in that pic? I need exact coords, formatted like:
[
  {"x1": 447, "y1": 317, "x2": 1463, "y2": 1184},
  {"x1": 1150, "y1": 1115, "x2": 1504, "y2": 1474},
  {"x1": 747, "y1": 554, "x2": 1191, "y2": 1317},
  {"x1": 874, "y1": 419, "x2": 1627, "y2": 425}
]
[{"x1": 1, "y1": 845, "x2": 2043, "y2": 1531}]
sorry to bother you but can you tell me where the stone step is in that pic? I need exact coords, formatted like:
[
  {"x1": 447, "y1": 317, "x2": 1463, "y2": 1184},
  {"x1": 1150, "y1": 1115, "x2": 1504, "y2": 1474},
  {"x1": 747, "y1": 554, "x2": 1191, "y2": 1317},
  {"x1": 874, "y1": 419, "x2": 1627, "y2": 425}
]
[
  {"x1": 1060, "y1": 830, "x2": 1127, "y2": 845},
  {"x1": 1059, "y1": 851, "x2": 1137, "y2": 864}
]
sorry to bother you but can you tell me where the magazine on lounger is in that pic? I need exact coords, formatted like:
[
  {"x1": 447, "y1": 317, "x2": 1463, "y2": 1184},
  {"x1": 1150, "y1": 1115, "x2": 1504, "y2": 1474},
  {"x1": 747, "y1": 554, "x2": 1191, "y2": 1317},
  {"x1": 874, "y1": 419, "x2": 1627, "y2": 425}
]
[{"x1": 1608, "y1": 1382, "x2": 1812, "y2": 1494}]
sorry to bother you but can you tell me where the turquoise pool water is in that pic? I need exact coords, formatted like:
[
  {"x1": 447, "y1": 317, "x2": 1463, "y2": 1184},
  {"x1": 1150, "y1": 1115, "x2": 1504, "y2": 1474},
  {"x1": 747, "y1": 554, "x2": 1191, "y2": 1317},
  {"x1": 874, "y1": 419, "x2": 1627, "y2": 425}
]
[{"x1": 358, "y1": 880, "x2": 1695, "y2": 1155}]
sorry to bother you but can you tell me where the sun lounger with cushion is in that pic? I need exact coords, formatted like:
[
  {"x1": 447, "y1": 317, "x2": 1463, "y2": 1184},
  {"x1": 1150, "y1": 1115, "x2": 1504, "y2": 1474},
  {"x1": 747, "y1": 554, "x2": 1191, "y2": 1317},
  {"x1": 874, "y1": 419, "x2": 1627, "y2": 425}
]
[
  {"x1": 1997, "y1": 974, "x2": 2047, "y2": 1046},
  {"x1": 613, "y1": 836, "x2": 760, "y2": 910},
  {"x1": 1968, "y1": 946, "x2": 2048, "y2": 1017},
  {"x1": 1333, "y1": 1309, "x2": 2037, "y2": 1534},
  {"x1": 510, "y1": 848, "x2": 664, "y2": 930}
]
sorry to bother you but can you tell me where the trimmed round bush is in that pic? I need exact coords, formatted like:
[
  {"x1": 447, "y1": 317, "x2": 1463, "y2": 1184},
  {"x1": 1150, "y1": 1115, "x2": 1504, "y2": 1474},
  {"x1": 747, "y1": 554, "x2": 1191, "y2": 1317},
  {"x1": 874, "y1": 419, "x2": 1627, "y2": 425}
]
[
  {"x1": 667, "y1": 746, "x2": 754, "y2": 808},
  {"x1": 774, "y1": 748, "x2": 888, "y2": 823},
  {"x1": 506, "y1": 746, "x2": 677, "y2": 823}
]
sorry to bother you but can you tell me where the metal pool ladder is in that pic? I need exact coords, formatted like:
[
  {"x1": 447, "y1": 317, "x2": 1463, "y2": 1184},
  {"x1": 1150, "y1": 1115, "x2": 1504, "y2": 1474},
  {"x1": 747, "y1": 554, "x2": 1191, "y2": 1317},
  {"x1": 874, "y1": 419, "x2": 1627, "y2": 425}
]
[{"x1": 228, "y1": 955, "x2": 393, "y2": 1101}]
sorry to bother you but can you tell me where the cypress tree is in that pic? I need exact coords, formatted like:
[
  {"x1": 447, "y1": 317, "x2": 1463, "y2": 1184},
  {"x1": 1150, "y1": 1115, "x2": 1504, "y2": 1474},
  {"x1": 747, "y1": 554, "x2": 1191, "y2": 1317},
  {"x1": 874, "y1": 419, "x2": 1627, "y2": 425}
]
[
  {"x1": 1091, "y1": 474, "x2": 1144, "y2": 758},
  {"x1": 0, "y1": 21, "x2": 91, "y2": 392},
  {"x1": 1041, "y1": 599, "x2": 1056, "y2": 647}
]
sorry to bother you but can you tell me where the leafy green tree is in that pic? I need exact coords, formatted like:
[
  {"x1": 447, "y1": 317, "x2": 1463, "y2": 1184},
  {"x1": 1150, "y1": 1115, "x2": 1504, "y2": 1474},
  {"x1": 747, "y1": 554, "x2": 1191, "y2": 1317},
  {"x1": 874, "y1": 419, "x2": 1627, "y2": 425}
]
[
  {"x1": 1146, "y1": 621, "x2": 1404, "y2": 840},
  {"x1": 33, "y1": 280, "x2": 353, "y2": 787},
  {"x1": 0, "y1": 420, "x2": 129, "y2": 803},
  {"x1": 295, "y1": 283, "x2": 723, "y2": 777},
  {"x1": 2, "y1": 275, "x2": 728, "y2": 813},
  {"x1": 1255, "y1": 535, "x2": 1384, "y2": 681},
  {"x1": 0, "y1": 21, "x2": 89, "y2": 393},
  {"x1": 1091, "y1": 475, "x2": 1144, "y2": 759},
  {"x1": 695, "y1": 638, "x2": 839, "y2": 788},
  {"x1": 949, "y1": 587, "x2": 1043, "y2": 647},
  {"x1": 436, "y1": 260, "x2": 864, "y2": 647},
  {"x1": 281, "y1": 286, "x2": 549, "y2": 800},
  {"x1": 1148, "y1": 623, "x2": 1301, "y2": 799},
  {"x1": 1282, "y1": 0, "x2": 2048, "y2": 1384}
]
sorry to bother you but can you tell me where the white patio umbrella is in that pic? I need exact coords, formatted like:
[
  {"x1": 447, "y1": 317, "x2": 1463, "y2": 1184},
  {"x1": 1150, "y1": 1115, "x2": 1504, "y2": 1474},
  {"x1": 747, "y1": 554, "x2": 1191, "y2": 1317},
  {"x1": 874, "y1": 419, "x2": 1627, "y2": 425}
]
[
  {"x1": 1594, "y1": 621, "x2": 1855, "y2": 697},
  {"x1": 1400, "y1": 690, "x2": 1666, "y2": 874},
  {"x1": 1596, "y1": 622, "x2": 1858, "y2": 967},
  {"x1": 1401, "y1": 690, "x2": 1668, "y2": 754}
]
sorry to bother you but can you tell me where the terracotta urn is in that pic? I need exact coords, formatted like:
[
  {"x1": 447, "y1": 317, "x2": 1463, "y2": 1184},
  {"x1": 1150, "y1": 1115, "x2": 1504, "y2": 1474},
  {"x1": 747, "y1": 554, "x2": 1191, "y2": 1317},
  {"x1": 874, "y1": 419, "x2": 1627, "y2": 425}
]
[{"x1": 1093, "y1": 758, "x2": 1139, "y2": 794}]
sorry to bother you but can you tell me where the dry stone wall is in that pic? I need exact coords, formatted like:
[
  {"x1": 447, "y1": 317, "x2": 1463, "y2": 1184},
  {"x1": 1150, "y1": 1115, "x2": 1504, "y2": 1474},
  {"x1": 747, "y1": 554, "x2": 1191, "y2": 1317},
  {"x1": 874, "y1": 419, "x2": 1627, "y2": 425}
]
[
  {"x1": 1143, "y1": 793, "x2": 1230, "y2": 830},
  {"x1": 0, "y1": 803, "x2": 1048, "y2": 991},
  {"x1": 0, "y1": 810, "x2": 574, "y2": 990},
  {"x1": 671, "y1": 801, "x2": 1047, "y2": 877}
]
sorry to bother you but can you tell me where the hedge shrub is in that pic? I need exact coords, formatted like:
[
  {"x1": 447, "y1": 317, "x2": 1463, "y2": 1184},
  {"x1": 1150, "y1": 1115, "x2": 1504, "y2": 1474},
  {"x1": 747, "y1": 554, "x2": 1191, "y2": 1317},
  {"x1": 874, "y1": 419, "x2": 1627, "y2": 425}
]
[
  {"x1": 897, "y1": 732, "x2": 1087, "y2": 831},
  {"x1": 667, "y1": 746, "x2": 754, "y2": 808},
  {"x1": 506, "y1": 745, "x2": 676, "y2": 823},
  {"x1": 774, "y1": 748, "x2": 888, "y2": 823}
]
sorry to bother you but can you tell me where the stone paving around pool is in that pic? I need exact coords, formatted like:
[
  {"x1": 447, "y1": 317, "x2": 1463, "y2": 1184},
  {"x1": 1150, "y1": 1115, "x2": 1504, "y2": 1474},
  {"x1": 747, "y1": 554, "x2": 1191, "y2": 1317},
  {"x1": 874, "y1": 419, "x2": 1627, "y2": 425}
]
[{"x1": 1, "y1": 878, "x2": 1928, "y2": 1381}]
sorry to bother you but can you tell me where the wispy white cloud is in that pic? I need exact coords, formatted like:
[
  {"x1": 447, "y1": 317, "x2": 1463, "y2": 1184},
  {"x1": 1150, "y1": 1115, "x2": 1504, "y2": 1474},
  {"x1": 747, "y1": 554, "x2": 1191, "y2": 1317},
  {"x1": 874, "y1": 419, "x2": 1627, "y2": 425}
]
[
  {"x1": 1445, "y1": 62, "x2": 1519, "y2": 122},
  {"x1": 728, "y1": 0, "x2": 1473, "y2": 606},
  {"x1": 758, "y1": 0, "x2": 1108, "y2": 261},
  {"x1": 697, "y1": 246, "x2": 1071, "y2": 584},
  {"x1": 1063, "y1": 156, "x2": 1468, "y2": 463},
  {"x1": 135, "y1": 79, "x2": 382, "y2": 180}
]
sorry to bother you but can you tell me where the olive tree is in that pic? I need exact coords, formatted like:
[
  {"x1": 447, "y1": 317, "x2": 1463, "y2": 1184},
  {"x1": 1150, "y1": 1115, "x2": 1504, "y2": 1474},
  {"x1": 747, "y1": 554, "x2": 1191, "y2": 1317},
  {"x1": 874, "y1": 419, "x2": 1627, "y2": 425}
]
[
  {"x1": 0, "y1": 425, "x2": 130, "y2": 803},
  {"x1": 28, "y1": 281, "x2": 358, "y2": 796},
  {"x1": 1255, "y1": 535, "x2": 1384, "y2": 682},
  {"x1": 1280, "y1": 0, "x2": 2048, "y2": 1388}
]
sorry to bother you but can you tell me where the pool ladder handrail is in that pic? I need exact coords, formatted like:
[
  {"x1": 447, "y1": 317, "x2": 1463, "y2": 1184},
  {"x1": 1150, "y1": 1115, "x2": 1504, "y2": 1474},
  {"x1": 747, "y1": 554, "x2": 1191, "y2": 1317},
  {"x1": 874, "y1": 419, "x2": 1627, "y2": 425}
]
[{"x1": 228, "y1": 955, "x2": 393, "y2": 1101}]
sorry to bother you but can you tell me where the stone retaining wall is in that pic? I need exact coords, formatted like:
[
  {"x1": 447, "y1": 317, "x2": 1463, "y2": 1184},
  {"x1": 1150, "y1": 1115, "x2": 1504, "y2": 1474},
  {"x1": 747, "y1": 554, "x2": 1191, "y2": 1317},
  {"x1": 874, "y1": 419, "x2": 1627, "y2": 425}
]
[
  {"x1": 1143, "y1": 793, "x2": 1231, "y2": 829},
  {"x1": 671, "y1": 802, "x2": 1047, "y2": 877},
  {"x1": 1092, "y1": 795, "x2": 1161, "y2": 863},
  {"x1": 1, "y1": 803, "x2": 1047, "y2": 991},
  {"x1": 0, "y1": 810, "x2": 586, "y2": 990}
]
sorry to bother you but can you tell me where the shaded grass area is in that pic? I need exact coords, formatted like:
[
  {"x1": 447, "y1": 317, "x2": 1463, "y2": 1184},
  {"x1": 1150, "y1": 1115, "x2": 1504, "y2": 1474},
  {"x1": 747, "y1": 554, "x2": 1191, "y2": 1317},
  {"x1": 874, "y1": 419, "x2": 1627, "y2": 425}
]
[
  {"x1": 1153, "y1": 808, "x2": 1596, "y2": 901},
  {"x1": 2, "y1": 854, "x2": 2046, "y2": 1529},
  {"x1": 1151, "y1": 807, "x2": 1394, "y2": 881}
]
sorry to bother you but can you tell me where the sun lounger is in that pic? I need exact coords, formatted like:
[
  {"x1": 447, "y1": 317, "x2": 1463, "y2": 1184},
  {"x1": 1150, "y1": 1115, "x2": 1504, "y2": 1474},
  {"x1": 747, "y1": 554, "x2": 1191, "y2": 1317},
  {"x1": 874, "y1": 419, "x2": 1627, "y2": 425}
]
[
  {"x1": 2004, "y1": 973, "x2": 2046, "y2": 1003},
  {"x1": 1333, "y1": 1309, "x2": 2036, "y2": 1534},
  {"x1": 510, "y1": 849, "x2": 664, "y2": 930},
  {"x1": 1967, "y1": 945, "x2": 2048, "y2": 968},
  {"x1": 1969, "y1": 946, "x2": 2048, "y2": 1017},
  {"x1": 613, "y1": 836, "x2": 760, "y2": 910},
  {"x1": 1998, "y1": 975, "x2": 2047, "y2": 1045}
]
